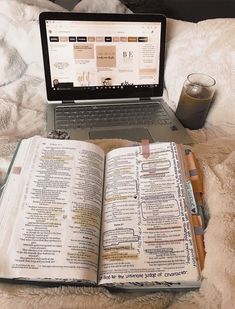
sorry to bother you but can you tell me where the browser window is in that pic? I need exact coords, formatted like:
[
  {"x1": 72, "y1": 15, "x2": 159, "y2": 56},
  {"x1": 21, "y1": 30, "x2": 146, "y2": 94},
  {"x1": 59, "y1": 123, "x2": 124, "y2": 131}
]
[{"x1": 45, "y1": 20, "x2": 161, "y2": 90}]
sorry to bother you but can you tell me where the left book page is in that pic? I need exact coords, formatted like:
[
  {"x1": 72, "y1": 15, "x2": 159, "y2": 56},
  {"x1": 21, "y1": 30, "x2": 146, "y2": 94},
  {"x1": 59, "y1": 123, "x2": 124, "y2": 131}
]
[{"x1": 0, "y1": 136, "x2": 105, "y2": 284}]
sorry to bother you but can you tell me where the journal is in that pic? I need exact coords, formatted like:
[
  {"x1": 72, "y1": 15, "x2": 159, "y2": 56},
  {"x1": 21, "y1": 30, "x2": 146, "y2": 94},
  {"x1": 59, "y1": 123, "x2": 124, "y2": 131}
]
[{"x1": 0, "y1": 136, "x2": 202, "y2": 290}]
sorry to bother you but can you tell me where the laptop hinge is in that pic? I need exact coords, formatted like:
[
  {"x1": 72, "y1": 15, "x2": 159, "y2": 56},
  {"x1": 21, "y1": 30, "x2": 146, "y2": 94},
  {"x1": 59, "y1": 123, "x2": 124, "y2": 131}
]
[
  {"x1": 62, "y1": 100, "x2": 75, "y2": 104},
  {"x1": 139, "y1": 97, "x2": 152, "y2": 101}
]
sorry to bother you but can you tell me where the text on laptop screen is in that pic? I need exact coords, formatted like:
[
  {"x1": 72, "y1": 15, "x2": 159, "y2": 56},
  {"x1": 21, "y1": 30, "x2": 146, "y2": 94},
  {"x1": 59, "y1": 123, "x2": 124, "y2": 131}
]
[{"x1": 45, "y1": 20, "x2": 162, "y2": 91}]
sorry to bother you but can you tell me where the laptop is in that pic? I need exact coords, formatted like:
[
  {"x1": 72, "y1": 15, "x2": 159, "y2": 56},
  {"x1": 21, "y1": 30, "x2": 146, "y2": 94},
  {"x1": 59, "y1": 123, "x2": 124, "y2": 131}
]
[{"x1": 39, "y1": 12, "x2": 192, "y2": 144}]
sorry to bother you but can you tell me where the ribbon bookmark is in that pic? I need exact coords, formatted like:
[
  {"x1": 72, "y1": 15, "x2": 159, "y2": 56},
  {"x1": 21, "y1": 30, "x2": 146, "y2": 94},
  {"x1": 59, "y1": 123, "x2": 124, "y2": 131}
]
[{"x1": 141, "y1": 139, "x2": 150, "y2": 159}]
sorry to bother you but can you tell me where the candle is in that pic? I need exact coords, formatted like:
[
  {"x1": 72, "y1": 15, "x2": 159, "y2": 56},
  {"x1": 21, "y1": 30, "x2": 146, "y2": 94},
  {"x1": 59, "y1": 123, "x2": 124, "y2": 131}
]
[{"x1": 175, "y1": 73, "x2": 216, "y2": 130}]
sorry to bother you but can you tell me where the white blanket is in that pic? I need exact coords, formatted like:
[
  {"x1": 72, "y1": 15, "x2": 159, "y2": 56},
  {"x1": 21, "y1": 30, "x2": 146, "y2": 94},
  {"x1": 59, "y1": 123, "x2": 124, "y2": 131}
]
[{"x1": 0, "y1": 0, "x2": 234, "y2": 308}]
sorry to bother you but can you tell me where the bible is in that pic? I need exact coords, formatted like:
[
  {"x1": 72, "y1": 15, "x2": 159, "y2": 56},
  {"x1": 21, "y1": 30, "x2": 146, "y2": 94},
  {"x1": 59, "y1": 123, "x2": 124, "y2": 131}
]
[{"x1": 0, "y1": 136, "x2": 203, "y2": 290}]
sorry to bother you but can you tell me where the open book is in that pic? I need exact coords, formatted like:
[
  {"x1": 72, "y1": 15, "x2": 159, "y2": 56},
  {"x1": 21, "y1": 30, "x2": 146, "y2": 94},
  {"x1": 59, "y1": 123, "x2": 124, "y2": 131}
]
[{"x1": 0, "y1": 136, "x2": 202, "y2": 290}]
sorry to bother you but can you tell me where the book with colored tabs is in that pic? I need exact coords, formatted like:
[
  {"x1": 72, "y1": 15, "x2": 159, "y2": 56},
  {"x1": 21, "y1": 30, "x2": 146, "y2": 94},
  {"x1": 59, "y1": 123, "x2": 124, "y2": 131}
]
[{"x1": 0, "y1": 136, "x2": 204, "y2": 291}]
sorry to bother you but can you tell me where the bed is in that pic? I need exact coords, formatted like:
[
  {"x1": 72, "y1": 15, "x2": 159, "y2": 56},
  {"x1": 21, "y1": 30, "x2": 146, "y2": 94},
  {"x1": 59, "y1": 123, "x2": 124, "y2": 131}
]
[{"x1": 0, "y1": 0, "x2": 234, "y2": 308}]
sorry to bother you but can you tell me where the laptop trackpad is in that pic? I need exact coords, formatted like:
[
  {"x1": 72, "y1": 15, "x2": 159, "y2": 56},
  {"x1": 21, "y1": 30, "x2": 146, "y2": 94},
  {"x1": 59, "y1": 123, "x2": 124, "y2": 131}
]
[{"x1": 89, "y1": 128, "x2": 154, "y2": 142}]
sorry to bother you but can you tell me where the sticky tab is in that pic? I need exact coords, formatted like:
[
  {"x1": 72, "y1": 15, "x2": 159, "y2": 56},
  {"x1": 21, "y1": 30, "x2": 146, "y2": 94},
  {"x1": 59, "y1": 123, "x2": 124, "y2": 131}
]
[
  {"x1": 12, "y1": 166, "x2": 22, "y2": 175},
  {"x1": 141, "y1": 139, "x2": 150, "y2": 159}
]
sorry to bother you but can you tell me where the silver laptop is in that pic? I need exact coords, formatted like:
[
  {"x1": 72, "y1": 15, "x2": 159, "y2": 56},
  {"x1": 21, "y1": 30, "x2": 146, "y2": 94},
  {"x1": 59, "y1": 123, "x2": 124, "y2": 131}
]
[{"x1": 39, "y1": 12, "x2": 191, "y2": 143}]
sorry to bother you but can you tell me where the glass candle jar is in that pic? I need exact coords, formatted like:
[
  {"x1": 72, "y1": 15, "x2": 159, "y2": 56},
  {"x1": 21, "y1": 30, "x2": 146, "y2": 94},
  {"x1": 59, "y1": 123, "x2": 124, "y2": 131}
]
[{"x1": 175, "y1": 73, "x2": 216, "y2": 130}]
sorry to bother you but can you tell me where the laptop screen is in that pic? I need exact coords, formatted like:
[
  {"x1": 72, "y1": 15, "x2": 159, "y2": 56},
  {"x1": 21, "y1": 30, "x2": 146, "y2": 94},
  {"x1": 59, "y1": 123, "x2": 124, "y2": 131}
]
[{"x1": 39, "y1": 13, "x2": 166, "y2": 101}]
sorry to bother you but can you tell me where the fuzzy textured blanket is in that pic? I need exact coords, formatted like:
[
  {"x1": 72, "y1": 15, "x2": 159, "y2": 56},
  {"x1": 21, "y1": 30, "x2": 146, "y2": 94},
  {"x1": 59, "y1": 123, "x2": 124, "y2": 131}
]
[{"x1": 0, "y1": 0, "x2": 234, "y2": 308}]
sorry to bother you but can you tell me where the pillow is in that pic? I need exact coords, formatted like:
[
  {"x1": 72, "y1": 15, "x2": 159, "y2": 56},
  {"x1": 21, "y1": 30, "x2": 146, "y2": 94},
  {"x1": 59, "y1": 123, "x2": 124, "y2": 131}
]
[{"x1": 72, "y1": 0, "x2": 132, "y2": 13}]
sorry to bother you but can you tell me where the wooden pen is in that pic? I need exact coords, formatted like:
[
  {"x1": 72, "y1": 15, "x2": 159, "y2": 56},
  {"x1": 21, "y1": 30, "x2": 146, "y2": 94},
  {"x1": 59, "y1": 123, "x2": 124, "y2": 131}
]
[
  {"x1": 185, "y1": 149, "x2": 206, "y2": 228},
  {"x1": 192, "y1": 214, "x2": 205, "y2": 270},
  {"x1": 185, "y1": 149, "x2": 206, "y2": 270},
  {"x1": 185, "y1": 149, "x2": 203, "y2": 193}
]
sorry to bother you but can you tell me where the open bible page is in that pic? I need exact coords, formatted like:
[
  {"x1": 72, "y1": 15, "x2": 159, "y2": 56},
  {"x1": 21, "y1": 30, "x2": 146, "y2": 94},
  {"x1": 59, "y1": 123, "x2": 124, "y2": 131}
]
[
  {"x1": 99, "y1": 142, "x2": 200, "y2": 288},
  {"x1": 0, "y1": 137, "x2": 105, "y2": 283}
]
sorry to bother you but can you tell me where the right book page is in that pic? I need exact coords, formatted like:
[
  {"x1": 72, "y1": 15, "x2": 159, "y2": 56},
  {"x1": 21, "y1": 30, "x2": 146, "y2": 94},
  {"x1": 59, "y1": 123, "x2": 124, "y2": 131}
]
[{"x1": 98, "y1": 142, "x2": 200, "y2": 289}]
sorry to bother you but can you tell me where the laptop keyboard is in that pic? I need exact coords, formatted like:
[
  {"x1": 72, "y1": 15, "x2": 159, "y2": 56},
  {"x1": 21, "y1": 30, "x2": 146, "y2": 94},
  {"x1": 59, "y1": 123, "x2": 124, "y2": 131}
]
[{"x1": 55, "y1": 103, "x2": 172, "y2": 129}]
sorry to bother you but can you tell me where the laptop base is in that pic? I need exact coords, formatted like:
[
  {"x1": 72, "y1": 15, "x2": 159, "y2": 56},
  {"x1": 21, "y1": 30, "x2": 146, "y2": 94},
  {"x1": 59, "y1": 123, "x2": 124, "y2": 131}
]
[{"x1": 47, "y1": 100, "x2": 193, "y2": 145}]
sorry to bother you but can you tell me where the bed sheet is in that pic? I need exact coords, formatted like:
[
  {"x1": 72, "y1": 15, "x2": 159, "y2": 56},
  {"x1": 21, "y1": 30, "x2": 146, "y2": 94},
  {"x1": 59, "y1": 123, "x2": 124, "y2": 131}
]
[{"x1": 0, "y1": 1, "x2": 234, "y2": 308}]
